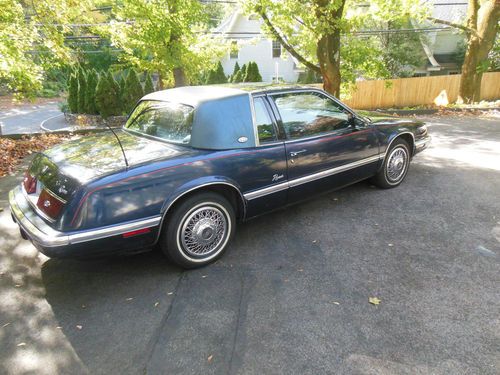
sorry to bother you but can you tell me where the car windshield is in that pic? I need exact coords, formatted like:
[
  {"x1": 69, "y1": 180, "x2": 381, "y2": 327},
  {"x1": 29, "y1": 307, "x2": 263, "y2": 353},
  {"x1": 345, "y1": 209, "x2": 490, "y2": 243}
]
[{"x1": 125, "y1": 100, "x2": 194, "y2": 144}]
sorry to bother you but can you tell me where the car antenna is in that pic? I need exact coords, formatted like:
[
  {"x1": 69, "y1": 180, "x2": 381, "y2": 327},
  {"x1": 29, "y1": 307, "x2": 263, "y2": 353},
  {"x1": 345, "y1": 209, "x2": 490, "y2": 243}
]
[{"x1": 105, "y1": 122, "x2": 129, "y2": 169}]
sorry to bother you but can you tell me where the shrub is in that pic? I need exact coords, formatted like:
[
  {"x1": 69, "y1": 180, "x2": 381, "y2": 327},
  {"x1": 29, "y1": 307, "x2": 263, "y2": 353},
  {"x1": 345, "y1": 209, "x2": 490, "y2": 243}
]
[
  {"x1": 123, "y1": 69, "x2": 144, "y2": 114},
  {"x1": 95, "y1": 72, "x2": 121, "y2": 119},
  {"x1": 77, "y1": 68, "x2": 87, "y2": 113},
  {"x1": 230, "y1": 62, "x2": 240, "y2": 82},
  {"x1": 67, "y1": 73, "x2": 78, "y2": 113},
  {"x1": 232, "y1": 63, "x2": 246, "y2": 83},
  {"x1": 118, "y1": 72, "x2": 127, "y2": 112},
  {"x1": 144, "y1": 72, "x2": 155, "y2": 94},
  {"x1": 244, "y1": 62, "x2": 262, "y2": 83},
  {"x1": 206, "y1": 62, "x2": 227, "y2": 84},
  {"x1": 85, "y1": 69, "x2": 99, "y2": 114}
]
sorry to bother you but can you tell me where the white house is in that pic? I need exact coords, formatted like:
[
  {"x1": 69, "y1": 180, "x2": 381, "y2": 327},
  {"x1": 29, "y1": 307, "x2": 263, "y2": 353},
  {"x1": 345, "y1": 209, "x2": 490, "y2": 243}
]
[
  {"x1": 214, "y1": 12, "x2": 302, "y2": 83},
  {"x1": 414, "y1": 0, "x2": 468, "y2": 76}
]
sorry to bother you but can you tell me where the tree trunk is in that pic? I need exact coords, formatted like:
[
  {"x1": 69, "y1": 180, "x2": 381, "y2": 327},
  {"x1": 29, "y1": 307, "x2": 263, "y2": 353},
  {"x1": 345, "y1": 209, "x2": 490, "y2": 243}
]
[
  {"x1": 314, "y1": 0, "x2": 345, "y2": 97},
  {"x1": 317, "y1": 34, "x2": 341, "y2": 97},
  {"x1": 458, "y1": 0, "x2": 500, "y2": 103},
  {"x1": 173, "y1": 67, "x2": 187, "y2": 87},
  {"x1": 459, "y1": 37, "x2": 481, "y2": 102}
]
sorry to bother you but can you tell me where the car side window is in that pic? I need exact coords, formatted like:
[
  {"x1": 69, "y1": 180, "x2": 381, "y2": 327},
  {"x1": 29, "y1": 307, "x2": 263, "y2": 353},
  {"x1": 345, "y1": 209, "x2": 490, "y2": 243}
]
[
  {"x1": 272, "y1": 92, "x2": 350, "y2": 140},
  {"x1": 254, "y1": 97, "x2": 277, "y2": 144}
]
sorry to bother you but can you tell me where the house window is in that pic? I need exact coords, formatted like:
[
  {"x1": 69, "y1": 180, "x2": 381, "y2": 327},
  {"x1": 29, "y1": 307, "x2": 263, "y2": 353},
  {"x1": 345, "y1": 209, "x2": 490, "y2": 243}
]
[
  {"x1": 272, "y1": 40, "x2": 281, "y2": 58},
  {"x1": 230, "y1": 41, "x2": 238, "y2": 59}
]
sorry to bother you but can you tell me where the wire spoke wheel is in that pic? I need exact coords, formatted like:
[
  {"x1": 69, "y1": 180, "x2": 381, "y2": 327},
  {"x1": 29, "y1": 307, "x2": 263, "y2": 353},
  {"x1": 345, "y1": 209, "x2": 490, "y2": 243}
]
[
  {"x1": 180, "y1": 205, "x2": 228, "y2": 258},
  {"x1": 386, "y1": 146, "x2": 408, "y2": 183}
]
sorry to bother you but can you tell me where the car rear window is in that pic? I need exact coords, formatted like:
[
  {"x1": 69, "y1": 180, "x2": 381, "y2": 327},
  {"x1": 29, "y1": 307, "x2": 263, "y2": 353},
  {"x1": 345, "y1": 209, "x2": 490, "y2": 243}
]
[{"x1": 125, "y1": 100, "x2": 194, "y2": 144}]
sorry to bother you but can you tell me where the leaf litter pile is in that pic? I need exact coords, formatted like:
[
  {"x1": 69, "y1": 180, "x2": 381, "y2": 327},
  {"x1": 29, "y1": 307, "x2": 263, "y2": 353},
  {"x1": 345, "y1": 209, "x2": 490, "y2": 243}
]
[{"x1": 0, "y1": 134, "x2": 73, "y2": 177}]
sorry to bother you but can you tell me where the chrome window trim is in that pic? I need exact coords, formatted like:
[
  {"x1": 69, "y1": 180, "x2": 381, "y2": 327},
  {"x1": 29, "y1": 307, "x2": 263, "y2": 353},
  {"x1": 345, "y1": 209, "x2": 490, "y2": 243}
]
[
  {"x1": 249, "y1": 93, "x2": 260, "y2": 147},
  {"x1": 243, "y1": 154, "x2": 381, "y2": 200}
]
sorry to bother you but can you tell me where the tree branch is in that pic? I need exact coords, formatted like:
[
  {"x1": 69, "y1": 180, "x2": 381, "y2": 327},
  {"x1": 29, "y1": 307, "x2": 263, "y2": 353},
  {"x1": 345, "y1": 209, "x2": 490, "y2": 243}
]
[
  {"x1": 257, "y1": 8, "x2": 321, "y2": 73},
  {"x1": 426, "y1": 17, "x2": 479, "y2": 37}
]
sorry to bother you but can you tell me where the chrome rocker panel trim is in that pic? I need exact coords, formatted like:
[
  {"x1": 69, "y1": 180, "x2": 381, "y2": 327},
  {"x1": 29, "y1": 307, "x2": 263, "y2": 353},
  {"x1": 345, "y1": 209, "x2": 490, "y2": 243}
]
[
  {"x1": 243, "y1": 154, "x2": 381, "y2": 201},
  {"x1": 9, "y1": 186, "x2": 161, "y2": 248}
]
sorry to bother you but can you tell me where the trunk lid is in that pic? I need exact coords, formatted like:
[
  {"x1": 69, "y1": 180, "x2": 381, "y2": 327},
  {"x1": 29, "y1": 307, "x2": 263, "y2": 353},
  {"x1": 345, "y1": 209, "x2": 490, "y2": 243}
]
[{"x1": 24, "y1": 130, "x2": 191, "y2": 221}]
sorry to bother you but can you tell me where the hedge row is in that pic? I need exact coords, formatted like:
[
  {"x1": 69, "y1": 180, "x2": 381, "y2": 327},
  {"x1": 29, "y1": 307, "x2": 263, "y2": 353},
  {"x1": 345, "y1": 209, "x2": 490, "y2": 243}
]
[
  {"x1": 204, "y1": 61, "x2": 263, "y2": 84},
  {"x1": 67, "y1": 67, "x2": 156, "y2": 119}
]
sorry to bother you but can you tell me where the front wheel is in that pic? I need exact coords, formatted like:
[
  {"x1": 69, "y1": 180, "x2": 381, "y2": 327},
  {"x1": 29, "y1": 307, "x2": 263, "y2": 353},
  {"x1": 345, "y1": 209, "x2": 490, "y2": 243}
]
[
  {"x1": 160, "y1": 192, "x2": 235, "y2": 269},
  {"x1": 371, "y1": 138, "x2": 411, "y2": 189}
]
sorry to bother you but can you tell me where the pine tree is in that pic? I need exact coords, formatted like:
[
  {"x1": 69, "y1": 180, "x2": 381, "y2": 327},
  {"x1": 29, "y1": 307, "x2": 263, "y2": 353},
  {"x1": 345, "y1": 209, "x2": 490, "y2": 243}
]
[
  {"x1": 144, "y1": 72, "x2": 155, "y2": 94},
  {"x1": 230, "y1": 62, "x2": 240, "y2": 82},
  {"x1": 215, "y1": 61, "x2": 227, "y2": 83},
  {"x1": 84, "y1": 69, "x2": 98, "y2": 114},
  {"x1": 77, "y1": 68, "x2": 87, "y2": 113},
  {"x1": 123, "y1": 69, "x2": 144, "y2": 113},
  {"x1": 233, "y1": 63, "x2": 246, "y2": 83},
  {"x1": 253, "y1": 62, "x2": 262, "y2": 82},
  {"x1": 95, "y1": 72, "x2": 121, "y2": 119},
  {"x1": 67, "y1": 73, "x2": 78, "y2": 113}
]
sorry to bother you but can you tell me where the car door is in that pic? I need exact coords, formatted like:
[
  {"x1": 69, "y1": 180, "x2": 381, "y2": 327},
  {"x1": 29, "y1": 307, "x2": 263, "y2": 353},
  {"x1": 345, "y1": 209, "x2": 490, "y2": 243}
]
[
  {"x1": 242, "y1": 95, "x2": 288, "y2": 218},
  {"x1": 268, "y1": 90, "x2": 380, "y2": 203}
]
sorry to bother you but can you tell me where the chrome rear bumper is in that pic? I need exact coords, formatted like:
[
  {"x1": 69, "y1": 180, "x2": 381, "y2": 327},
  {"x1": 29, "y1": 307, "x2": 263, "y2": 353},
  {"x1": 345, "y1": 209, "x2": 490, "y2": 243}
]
[{"x1": 9, "y1": 186, "x2": 161, "y2": 249}]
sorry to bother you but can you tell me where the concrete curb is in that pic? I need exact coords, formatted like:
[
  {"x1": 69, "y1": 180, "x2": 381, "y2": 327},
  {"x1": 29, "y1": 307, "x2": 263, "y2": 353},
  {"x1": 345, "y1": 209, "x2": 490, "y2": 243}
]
[
  {"x1": 1, "y1": 127, "x2": 119, "y2": 140},
  {"x1": 372, "y1": 107, "x2": 500, "y2": 116}
]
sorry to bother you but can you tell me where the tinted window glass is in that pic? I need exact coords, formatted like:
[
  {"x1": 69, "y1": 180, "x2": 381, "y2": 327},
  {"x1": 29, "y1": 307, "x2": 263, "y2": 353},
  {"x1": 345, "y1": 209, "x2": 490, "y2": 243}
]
[
  {"x1": 125, "y1": 100, "x2": 193, "y2": 144},
  {"x1": 273, "y1": 92, "x2": 350, "y2": 139},
  {"x1": 254, "y1": 97, "x2": 277, "y2": 143}
]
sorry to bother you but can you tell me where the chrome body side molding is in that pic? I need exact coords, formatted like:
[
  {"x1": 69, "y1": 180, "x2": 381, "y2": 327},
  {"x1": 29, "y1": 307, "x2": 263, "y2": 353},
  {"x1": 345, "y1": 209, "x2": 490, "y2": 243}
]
[{"x1": 243, "y1": 154, "x2": 381, "y2": 201}]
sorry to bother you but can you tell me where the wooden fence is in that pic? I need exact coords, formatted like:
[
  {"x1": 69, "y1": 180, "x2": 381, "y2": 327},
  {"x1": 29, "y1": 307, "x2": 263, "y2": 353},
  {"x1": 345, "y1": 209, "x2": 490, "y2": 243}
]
[{"x1": 341, "y1": 71, "x2": 500, "y2": 109}]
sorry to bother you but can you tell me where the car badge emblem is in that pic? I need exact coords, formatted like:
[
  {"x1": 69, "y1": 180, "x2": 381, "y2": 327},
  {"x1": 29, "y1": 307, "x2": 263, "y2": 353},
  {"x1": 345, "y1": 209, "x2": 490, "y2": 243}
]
[
  {"x1": 43, "y1": 200, "x2": 51, "y2": 208},
  {"x1": 272, "y1": 174, "x2": 284, "y2": 182},
  {"x1": 238, "y1": 136, "x2": 248, "y2": 143}
]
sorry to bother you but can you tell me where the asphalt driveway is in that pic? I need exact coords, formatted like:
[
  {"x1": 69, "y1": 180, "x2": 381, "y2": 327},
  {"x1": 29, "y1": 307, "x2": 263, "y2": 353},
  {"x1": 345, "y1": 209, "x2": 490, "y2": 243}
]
[{"x1": 0, "y1": 115, "x2": 499, "y2": 375}]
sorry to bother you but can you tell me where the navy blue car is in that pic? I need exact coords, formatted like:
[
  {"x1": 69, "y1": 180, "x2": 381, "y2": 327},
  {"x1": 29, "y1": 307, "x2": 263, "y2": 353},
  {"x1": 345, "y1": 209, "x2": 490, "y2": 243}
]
[{"x1": 9, "y1": 85, "x2": 430, "y2": 268}]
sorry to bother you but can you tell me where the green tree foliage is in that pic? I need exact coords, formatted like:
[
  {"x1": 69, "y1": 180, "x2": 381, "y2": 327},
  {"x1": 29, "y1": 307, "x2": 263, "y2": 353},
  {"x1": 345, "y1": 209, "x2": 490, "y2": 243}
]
[
  {"x1": 77, "y1": 68, "x2": 87, "y2": 114},
  {"x1": 0, "y1": 0, "x2": 93, "y2": 97},
  {"x1": 118, "y1": 72, "x2": 127, "y2": 109},
  {"x1": 123, "y1": 69, "x2": 144, "y2": 114},
  {"x1": 206, "y1": 62, "x2": 227, "y2": 84},
  {"x1": 144, "y1": 72, "x2": 155, "y2": 95},
  {"x1": 107, "y1": 0, "x2": 228, "y2": 88},
  {"x1": 67, "y1": 73, "x2": 79, "y2": 113},
  {"x1": 243, "y1": 62, "x2": 263, "y2": 82},
  {"x1": 232, "y1": 63, "x2": 247, "y2": 83},
  {"x1": 85, "y1": 69, "x2": 99, "y2": 115},
  {"x1": 245, "y1": 0, "x2": 427, "y2": 96},
  {"x1": 230, "y1": 62, "x2": 240, "y2": 82},
  {"x1": 95, "y1": 72, "x2": 121, "y2": 119}
]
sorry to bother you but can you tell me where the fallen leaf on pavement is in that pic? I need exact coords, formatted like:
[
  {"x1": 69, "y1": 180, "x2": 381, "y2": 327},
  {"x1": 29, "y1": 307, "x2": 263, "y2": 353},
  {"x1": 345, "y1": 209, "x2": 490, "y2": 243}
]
[
  {"x1": 167, "y1": 292, "x2": 173, "y2": 295},
  {"x1": 332, "y1": 301, "x2": 340, "y2": 305},
  {"x1": 126, "y1": 298, "x2": 133, "y2": 301},
  {"x1": 154, "y1": 302, "x2": 159, "y2": 307},
  {"x1": 369, "y1": 297, "x2": 381, "y2": 305},
  {"x1": 17, "y1": 343, "x2": 26, "y2": 347},
  {"x1": 207, "y1": 355, "x2": 213, "y2": 363},
  {"x1": 388, "y1": 243, "x2": 394, "y2": 247},
  {"x1": 76, "y1": 325, "x2": 83, "y2": 330},
  {"x1": 202, "y1": 275, "x2": 207, "y2": 278}
]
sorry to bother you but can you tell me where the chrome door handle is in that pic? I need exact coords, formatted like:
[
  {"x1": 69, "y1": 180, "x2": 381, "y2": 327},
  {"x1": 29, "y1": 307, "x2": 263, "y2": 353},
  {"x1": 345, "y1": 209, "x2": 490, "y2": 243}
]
[{"x1": 290, "y1": 149, "x2": 307, "y2": 157}]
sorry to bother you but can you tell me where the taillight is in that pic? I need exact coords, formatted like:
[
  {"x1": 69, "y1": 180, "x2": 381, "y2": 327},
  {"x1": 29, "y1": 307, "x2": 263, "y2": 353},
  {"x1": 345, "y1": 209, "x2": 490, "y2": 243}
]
[
  {"x1": 23, "y1": 172, "x2": 37, "y2": 194},
  {"x1": 37, "y1": 189, "x2": 65, "y2": 220}
]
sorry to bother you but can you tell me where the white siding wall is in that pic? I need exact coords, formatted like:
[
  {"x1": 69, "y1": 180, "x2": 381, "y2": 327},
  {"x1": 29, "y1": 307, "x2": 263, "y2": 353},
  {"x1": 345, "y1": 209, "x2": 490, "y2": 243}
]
[{"x1": 218, "y1": 14, "x2": 300, "y2": 83}]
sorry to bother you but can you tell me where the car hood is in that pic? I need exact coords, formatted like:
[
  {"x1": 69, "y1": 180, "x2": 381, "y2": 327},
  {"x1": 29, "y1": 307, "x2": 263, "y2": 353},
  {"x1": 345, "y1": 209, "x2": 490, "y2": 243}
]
[{"x1": 42, "y1": 129, "x2": 190, "y2": 183}]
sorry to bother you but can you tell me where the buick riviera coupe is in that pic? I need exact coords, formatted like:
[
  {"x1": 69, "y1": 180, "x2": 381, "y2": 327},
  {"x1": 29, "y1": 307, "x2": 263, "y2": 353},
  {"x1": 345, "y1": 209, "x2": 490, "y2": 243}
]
[{"x1": 9, "y1": 85, "x2": 430, "y2": 268}]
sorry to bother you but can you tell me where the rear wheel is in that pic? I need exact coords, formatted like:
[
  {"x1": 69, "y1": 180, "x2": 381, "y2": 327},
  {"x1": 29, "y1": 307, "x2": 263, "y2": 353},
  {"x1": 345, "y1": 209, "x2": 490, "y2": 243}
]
[
  {"x1": 372, "y1": 138, "x2": 411, "y2": 189},
  {"x1": 160, "y1": 192, "x2": 235, "y2": 269}
]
